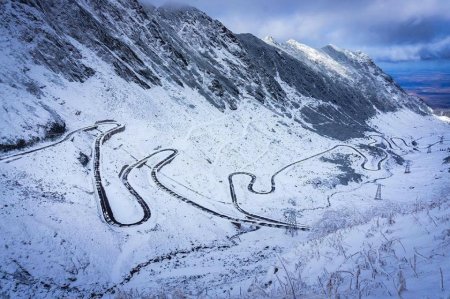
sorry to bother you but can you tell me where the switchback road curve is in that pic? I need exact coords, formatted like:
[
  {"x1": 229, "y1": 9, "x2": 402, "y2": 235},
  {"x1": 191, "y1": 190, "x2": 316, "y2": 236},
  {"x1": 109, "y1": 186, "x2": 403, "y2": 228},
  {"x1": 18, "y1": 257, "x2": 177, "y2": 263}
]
[
  {"x1": 0, "y1": 120, "x2": 152, "y2": 227},
  {"x1": 123, "y1": 149, "x2": 309, "y2": 230},
  {"x1": 125, "y1": 134, "x2": 390, "y2": 229},
  {"x1": 4, "y1": 121, "x2": 444, "y2": 231},
  {"x1": 390, "y1": 137, "x2": 413, "y2": 149},
  {"x1": 228, "y1": 138, "x2": 389, "y2": 225},
  {"x1": 92, "y1": 122, "x2": 153, "y2": 227}
]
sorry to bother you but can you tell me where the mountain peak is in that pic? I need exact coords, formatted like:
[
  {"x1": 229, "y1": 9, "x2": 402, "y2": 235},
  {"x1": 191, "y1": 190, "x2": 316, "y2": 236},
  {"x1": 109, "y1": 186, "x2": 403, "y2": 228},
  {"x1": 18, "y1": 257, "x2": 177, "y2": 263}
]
[
  {"x1": 286, "y1": 39, "x2": 317, "y2": 52},
  {"x1": 263, "y1": 35, "x2": 277, "y2": 45},
  {"x1": 323, "y1": 43, "x2": 340, "y2": 51},
  {"x1": 322, "y1": 44, "x2": 373, "y2": 65}
]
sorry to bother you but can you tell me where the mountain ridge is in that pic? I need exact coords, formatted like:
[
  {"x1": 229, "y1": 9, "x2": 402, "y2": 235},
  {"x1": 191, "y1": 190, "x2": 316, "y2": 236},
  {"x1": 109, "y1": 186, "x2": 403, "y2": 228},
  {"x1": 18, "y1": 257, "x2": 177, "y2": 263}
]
[{"x1": 0, "y1": 0, "x2": 431, "y2": 149}]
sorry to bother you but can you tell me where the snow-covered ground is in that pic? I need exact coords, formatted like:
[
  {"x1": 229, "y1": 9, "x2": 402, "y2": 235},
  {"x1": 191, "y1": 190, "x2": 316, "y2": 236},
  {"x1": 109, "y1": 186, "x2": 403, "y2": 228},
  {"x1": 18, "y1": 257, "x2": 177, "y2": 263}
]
[
  {"x1": 0, "y1": 72, "x2": 448, "y2": 297},
  {"x1": 0, "y1": 1, "x2": 449, "y2": 297}
]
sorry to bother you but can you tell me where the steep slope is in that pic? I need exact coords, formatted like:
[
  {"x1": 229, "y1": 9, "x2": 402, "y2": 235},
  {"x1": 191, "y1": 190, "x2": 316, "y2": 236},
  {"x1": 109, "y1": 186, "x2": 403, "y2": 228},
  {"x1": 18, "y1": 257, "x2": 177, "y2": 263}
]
[
  {"x1": 253, "y1": 36, "x2": 430, "y2": 138},
  {"x1": 0, "y1": 0, "x2": 431, "y2": 150}
]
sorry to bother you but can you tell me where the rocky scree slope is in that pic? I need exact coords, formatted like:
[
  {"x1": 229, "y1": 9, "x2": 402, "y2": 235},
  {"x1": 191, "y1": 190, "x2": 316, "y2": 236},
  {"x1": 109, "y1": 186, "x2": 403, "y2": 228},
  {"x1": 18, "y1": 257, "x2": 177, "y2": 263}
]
[{"x1": 0, "y1": 0, "x2": 430, "y2": 149}]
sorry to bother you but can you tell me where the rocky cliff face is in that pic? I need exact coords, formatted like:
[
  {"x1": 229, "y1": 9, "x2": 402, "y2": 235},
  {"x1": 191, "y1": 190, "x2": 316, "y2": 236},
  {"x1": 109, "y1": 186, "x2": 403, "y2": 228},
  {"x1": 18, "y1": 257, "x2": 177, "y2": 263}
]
[{"x1": 0, "y1": 0, "x2": 430, "y2": 148}]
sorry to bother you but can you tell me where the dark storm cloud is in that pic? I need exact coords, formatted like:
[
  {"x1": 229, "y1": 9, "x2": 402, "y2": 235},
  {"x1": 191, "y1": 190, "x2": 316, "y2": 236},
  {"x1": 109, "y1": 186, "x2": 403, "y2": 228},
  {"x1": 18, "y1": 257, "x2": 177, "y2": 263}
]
[
  {"x1": 141, "y1": 0, "x2": 450, "y2": 61},
  {"x1": 361, "y1": 17, "x2": 450, "y2": 46}
]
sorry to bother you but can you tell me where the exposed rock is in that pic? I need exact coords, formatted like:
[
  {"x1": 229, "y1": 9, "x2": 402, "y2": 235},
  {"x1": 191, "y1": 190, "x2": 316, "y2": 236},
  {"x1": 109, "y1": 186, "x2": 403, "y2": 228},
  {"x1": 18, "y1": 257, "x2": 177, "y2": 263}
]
[{"x1": 77, "y1": 152, "x2": 89, "y2": 167}]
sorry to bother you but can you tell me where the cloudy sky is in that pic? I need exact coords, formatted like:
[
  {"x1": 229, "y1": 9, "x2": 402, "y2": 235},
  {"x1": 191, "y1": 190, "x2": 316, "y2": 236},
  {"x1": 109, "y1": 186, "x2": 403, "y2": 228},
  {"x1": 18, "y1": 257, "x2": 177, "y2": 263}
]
[{"x1": 144, "y1": 0, "x2": 450, "y2": 62}]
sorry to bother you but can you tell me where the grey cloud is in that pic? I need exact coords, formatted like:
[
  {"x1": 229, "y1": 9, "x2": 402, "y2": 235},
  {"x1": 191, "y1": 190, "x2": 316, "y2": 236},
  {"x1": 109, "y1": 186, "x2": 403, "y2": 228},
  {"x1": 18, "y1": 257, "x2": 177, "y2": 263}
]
[
  {"x1": 363, "y1": 36, "x2": 450, "y2": 61},
  {"x1": 363, "y1": 17, "x2": 450, "y2": 45},
  {"x1": 418, "y1": 37, "x2": 450, "y2": 60}
]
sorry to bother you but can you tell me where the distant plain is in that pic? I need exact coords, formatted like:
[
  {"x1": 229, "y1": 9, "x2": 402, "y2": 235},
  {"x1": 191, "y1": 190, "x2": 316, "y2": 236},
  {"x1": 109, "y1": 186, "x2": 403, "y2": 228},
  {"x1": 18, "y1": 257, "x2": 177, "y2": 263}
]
[{"x1": 379, "y1": 60, "x2": 450, "y2": 109}]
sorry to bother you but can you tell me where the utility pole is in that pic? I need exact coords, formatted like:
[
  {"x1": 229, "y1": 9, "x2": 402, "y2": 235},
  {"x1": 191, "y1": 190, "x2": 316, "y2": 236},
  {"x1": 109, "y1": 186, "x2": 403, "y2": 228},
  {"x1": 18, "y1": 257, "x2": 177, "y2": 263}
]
[
  {"x1": 405, "y1": 161, "x2": 411, "y2": 173},
  {"x1": 374, "y1": 184, "x2": 382, "y2": 200},
  {"x1": 284, "y1": 209, "x2": 298, "y2": 237},
  {"x1": 427, "y1": 145, "x2": 431, "y2": 154}
]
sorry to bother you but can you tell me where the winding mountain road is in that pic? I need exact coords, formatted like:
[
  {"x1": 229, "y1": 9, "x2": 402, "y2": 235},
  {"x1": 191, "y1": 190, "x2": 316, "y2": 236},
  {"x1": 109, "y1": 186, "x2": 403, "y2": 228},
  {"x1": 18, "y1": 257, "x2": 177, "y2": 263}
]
[
  {"x1": 4, "y1": 120, "x2": 445, "y2": 231},
  {"x1": 228, "y1": 138, "x2": 389, "y2": 225},
  {"x1": 390, "y1": 137, "x2": 413, "y2": 149},
  {"x1": 0, "y1": 120, "x2": 152, "y2": 227},
  {"x1": 92, "y1": 122, "x2": 154, "y2": 227},
  {"x1": 124, "y1": 149, "x2": 308, "y2": 230},
  {"x1": 0, "y1": 124, "x2": 99, "y2": 163}
]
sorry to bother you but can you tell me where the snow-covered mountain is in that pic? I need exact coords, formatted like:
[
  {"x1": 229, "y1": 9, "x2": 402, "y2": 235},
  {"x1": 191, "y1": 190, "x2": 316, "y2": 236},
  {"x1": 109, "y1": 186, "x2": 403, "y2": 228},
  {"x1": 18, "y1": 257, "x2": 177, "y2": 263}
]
[
  {"x1": 0, "y1": 0, "x2": 430, "y2": 147},
  {"x1": 0, "y1": 0, "x2": 449, "y2": 298}
]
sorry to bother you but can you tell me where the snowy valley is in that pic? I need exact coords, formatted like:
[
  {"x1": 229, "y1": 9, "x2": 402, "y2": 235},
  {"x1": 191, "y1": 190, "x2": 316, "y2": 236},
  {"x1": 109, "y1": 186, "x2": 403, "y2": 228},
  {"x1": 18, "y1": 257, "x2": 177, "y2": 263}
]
[{"x1": 0, "y1": 0, "x2": 449, "y2": 298}]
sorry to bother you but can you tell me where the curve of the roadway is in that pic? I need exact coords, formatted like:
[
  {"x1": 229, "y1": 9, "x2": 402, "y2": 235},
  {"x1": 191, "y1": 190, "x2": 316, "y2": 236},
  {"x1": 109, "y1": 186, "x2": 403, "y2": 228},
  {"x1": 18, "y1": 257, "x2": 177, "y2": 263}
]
[
  {"x1": 228, "y1": 135, "x2": 391, "y2": 225},
  {"x1": 3, "y1": 121, "x2": 447, "y2": 231},
  {"x1": 123, "y1": 149, "x2": 308, "y2": 230}
]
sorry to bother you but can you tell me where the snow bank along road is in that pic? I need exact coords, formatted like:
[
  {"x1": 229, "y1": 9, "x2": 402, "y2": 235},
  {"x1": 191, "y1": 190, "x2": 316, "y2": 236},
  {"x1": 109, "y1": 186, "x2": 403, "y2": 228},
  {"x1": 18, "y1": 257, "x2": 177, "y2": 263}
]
[{"x1": 2, "y1": 120, "x2": 437, "y2": 231}]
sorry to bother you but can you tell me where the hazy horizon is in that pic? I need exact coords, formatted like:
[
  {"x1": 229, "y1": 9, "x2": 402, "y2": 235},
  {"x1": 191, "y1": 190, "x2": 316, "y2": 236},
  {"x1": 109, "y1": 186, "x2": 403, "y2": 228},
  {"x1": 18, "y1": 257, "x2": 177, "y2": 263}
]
[{"x1": 379, "y1": 60, "x2": 450, "y2": 109}]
